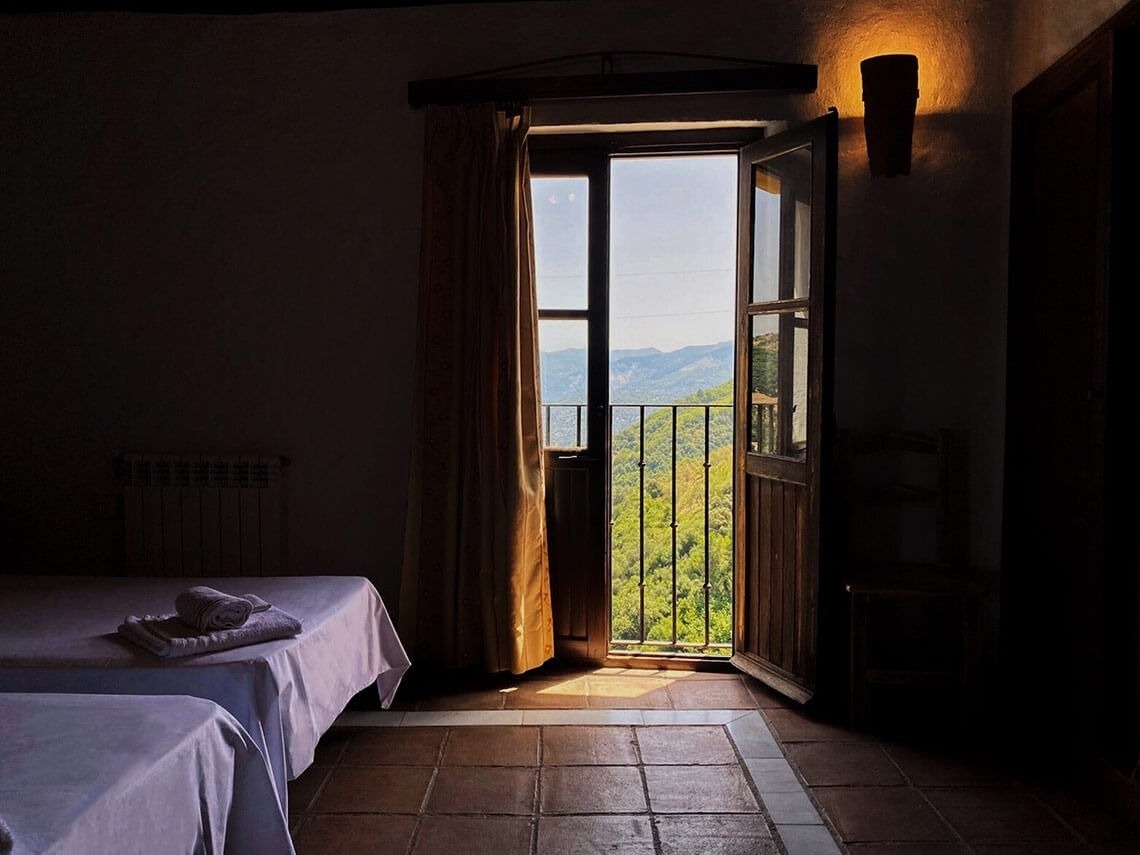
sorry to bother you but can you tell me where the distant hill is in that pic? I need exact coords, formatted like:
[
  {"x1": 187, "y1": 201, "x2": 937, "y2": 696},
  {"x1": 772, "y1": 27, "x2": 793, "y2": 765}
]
[{"x1": 540, "y1": 341, "x2": 733, "y2": 405}]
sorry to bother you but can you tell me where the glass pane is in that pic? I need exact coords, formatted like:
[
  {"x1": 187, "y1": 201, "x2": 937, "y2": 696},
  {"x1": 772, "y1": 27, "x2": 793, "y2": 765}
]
[
  {"x1": 610, "y1": 155, "x2": 736, "y2": 389},
  {"x1": 532, "y1": 176, "x2": 589, "y2": 310},
  {"x1": 748, "y1": 315, "x2": 779, "y2": 454},
  {"x1": 538, "y1": 319, "x2": 588, "y2": 448},
  {"x1": 794, "y1": 199, "x2": 811, "y2": 300},
  {"x1": 751, "y1": 171, "x2": 781, "y2": 303},
  {"x1": 750, "y1": 144, "x2": 813, "y2": 303},
  {"x1": 748, "y1": 311, "x2": 809, "y2": 460},
  {"x1": 791, "y1": 315, "x2": 809, "y2": 455}
]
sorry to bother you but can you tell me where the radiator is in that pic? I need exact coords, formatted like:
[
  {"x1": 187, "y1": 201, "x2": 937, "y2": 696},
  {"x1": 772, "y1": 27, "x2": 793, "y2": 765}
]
[{"x1": 117, "y1": 454, "x2": 285, "y2": 577}]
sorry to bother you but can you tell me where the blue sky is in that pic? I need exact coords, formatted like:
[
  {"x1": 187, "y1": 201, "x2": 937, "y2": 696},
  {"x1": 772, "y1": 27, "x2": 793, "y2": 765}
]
[{"x1": 533, "y1": 154, "x2": 737, "y2": 353}]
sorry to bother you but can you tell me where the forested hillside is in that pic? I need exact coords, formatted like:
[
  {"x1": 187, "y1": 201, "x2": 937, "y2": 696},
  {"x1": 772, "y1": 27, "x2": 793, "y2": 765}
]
[{"x1": 609, "y1": 380, "x2": 734, "y2": 653}]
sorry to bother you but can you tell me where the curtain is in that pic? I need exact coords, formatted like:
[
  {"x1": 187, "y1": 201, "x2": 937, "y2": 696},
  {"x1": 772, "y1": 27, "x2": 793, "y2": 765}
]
[{"x1": 399, "y1": 103, "x2": 554, "y2": 675}]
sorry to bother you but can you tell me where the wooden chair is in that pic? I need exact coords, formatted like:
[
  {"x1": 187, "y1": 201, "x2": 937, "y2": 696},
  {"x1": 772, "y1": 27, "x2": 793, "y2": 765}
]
[{"x1": 837, "y1": 428, "x2": 986, "y2": 729}]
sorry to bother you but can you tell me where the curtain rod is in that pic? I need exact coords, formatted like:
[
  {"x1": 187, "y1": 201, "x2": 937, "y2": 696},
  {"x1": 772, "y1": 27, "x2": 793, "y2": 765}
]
[{"x1": 407, "y1": 52, "x2": 817, "y2": 108}]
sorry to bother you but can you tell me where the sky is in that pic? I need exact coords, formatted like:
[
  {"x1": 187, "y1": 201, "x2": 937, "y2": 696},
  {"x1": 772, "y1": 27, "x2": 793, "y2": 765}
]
[{"x1": 532, "y1": 154, "x2": 737, "y2": 354}]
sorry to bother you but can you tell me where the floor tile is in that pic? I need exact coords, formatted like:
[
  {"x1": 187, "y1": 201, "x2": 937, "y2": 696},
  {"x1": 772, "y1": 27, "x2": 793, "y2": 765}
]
[
  {"x1": 334, "y1": 710, "x2": 406, "y2": 727},
  {"x1": 726, "y1": 711, "x2": 784, "y2": 759},
  {"x1": 292, "y1": 814, "x2": 416, "y2": 855},
  {"x1": 521, "y1": 709, "x2": 645, "y2": 725},
  {"x1": 416, "y1": 689, "x2": 506, "y2": 711},
  {"x1": 502, "y1": 677, "x2": 591, "y2": 709},
  {"x1": 640, "y1": 709, "x2": 739, "y2": 725},
  {"x1": 744, "y1": 758, "x2": 804, "y2": 794},
  {"x1": 923, "y1": 787, "x2": 1082, "y2": 845},
  {"x1": 540, "y1": 765, "x2": 647, "y2": 814},
  {"x1": 843, "y1": 842, "x2": 966, "y2": 854},
  {"x1": 666, "y1": 677, "x2": 758, "y2": 709},
  {"x1": 763, "y1": 707, "x2": 870, "y2": 743},
  {"x1": 413, "y1": 815, "x2": 533, "y2": 855},
  {"x1": 762, "y1": 789, "x2": 825, "y2": 824},
  {"x1": 784, "y1": 741, "x2": 905, "y2": 786},
  {"x1": 656, "y1": 813, "x2": 779, "y2": 854},
  {"x1": 312, "y1": 727, "x2": 356, "y2": 765},
  {"x1": 884, "y1": 742, "x2": 1015, "y2": 788},
  {"x1": 812, "y1": 786, "x2": 956, "y2": 843},
  {"x1": 427, "y1": 766, "x2": 537, "y2": 815},
  {"x1": 441, "y1": 725, "x2": 539, "y2": 766},
  {"x1": 537, "y1": 814, "x2": 655, "y2": 853},
  {"x1": 341, "y1": 726, "x2": 445, "y2": 765},
  {"x1": 644, "y1": 764, "x2": 759, "y2": 813},
  {"x1": 542, "y1": 725, "x2": 638, "y2": 765},
  {"x1": 636, "y1": 725, "x2": 738, "y2": 765},
  {"x1": 403, "y1": 710, "x2": 524, "y2": 727},
  {"x1": 586, "y1": 676, "x2": 674, "y2": 709},
  {"x1": 287, "y1": 763, "x2": 332, "y2": 814},
  {"x1": 777, "y1": 823, "x2": 846, "y2": 855},
  {"x1": 312, "y1": 764, "x2": 432, "y2": 813},
  {"x1": 1029, "y1": 782, "x2": 1140, "y2": 844}
]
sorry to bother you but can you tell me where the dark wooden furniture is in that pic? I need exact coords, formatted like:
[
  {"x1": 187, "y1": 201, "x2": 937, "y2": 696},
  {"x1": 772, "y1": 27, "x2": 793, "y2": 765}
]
[{"x1": 838, "y1": 428, "x2": 985, "y2": 728}]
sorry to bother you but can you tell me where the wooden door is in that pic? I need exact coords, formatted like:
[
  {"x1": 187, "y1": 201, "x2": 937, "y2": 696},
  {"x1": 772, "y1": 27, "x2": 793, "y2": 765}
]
[
  {"x1": 1004, "y1": 27, "x2": 1113, "y2": 750},
  {"x1": 731, "y1": 111, "x2": 837, "y2": 703}
]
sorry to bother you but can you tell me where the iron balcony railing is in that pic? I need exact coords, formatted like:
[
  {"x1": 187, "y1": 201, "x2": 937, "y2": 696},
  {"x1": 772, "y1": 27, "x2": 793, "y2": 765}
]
[{"x1": 542, "y1": 402, "x2": 735, "y2": 656}]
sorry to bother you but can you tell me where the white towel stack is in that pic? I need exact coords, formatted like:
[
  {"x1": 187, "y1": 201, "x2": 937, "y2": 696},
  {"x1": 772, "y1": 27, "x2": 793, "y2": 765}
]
[
  {"x1": 174, "y1": 585, "x2": 271, "y2": 632},
  {"x1": 117, "y1": 586, "x2": 301, "y2": 658}
]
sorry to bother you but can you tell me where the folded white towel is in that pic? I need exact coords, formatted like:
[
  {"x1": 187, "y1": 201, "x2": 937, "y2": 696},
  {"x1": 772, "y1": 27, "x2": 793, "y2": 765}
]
[
  {"x1": 173, "y1": 585, "x2": 271, "y2": 632},
  {"x1": 118, "y1": 606, "x2": 302, "y2": 658},
  {"x1": 0, "y1": 816, "x2": 13, "y2": 855}
]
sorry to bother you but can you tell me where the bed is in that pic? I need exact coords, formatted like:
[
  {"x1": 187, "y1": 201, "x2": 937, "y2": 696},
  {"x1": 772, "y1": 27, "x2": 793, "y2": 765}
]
[
  {"x1": 0, "y1": 574, "x2": 410, "y2": 814},
  {"x1": 0, "y1": 692, "x2": 294, "y2": 855}
]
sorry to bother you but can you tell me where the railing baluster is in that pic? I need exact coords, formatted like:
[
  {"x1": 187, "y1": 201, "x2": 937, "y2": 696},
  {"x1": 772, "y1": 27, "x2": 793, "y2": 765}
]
[
  {"x1": 704, "y1": 405, "x2": 712, "y2": 649},
  {"x1": 670, "y1": 406, "x2": 679, "y2": 646},
  {"x1": 576, "y1": 404, "x2": 583, "y2": 447},
  {"x1": 638, "y1": 405, "x2": 646, "y2": 644}
]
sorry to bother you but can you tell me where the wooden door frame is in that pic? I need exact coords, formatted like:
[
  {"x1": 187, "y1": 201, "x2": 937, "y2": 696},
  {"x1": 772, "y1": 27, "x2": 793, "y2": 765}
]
[{"x1": 533, "y1": 129, "x2": 762, "y2": 669}]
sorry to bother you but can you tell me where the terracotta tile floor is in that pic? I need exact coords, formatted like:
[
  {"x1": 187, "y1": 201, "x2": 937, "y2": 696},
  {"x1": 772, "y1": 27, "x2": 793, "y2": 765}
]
[{"x1": 288, "y1": 663, "x2": 1140, "y2": 854}]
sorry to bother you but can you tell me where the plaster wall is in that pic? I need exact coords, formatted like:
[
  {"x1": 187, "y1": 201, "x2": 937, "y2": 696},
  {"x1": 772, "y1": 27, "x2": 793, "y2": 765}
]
[
  {"x1": 0, "y1": 0, "x2": 1023, "y2": 613},
  {"x1": 1011, "y1": 0, "x2": 1131, "y2": 91}
]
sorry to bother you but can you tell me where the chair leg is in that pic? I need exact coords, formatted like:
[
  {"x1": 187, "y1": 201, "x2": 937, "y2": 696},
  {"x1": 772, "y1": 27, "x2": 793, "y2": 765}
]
[
  {"x1": 962, "y1": 594, "x2": 980, "y2": 727},
  {"x1": 850, "y1": 593, "x2": 868, "y2": 726}
]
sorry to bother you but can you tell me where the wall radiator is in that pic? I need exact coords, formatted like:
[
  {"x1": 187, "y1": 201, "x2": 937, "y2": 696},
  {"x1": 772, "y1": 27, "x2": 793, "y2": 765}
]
[{"x1": 117, "y1": 454, "x2": 286, "y2": 577}]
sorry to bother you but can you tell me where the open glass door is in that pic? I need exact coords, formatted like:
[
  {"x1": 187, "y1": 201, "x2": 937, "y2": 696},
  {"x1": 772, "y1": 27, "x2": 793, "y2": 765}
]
[{"x1": 731, "y1": 110, "x2": 838, "y2": 702}]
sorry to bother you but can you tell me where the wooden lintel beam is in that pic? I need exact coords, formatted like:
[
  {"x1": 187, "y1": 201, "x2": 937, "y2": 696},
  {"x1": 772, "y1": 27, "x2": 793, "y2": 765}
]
[{"x1": 407, "y1": 65, "x2": 818, "y2": 108}]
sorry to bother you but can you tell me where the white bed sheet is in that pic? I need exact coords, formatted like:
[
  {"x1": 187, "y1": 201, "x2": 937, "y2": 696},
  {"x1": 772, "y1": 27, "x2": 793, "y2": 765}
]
[
  {"x1": 0, "y1": 692, "x2": 294, "y2": 855},
  {"x1": 0, "y1": 574, "x2": 411, "y2": 814}
]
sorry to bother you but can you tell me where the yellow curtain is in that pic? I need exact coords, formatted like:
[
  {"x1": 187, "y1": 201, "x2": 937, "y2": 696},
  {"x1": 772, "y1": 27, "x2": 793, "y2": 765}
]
[{"x1": 399, "y1": 103, "x2": 554, "y2": 675}]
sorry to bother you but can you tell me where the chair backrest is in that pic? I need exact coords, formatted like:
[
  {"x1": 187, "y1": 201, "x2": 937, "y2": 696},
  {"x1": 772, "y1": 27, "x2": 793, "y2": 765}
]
[{"x1": 836, "y1": 428, "x2": 970, "y2": 571}]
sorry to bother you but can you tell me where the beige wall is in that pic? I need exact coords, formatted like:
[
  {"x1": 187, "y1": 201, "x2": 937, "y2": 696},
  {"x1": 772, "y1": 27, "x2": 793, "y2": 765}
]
[
  {"x1": 0, "y1": 0, "x2": 1096, "y2": 613},
  {"x1": 1012, "y1": 0, "x2": 1131, "y2": 91}
]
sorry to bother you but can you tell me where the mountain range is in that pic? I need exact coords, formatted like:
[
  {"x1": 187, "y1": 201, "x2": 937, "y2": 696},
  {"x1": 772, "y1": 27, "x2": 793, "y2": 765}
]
[{"x1": 540, "y1": 340, "x2": 734, "y2": 405}]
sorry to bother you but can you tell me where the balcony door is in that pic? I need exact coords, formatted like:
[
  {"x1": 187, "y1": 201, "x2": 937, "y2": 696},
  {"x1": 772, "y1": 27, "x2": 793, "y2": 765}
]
[{"x1": 731, "y1": 111, "x2": 838, "y2": 702}]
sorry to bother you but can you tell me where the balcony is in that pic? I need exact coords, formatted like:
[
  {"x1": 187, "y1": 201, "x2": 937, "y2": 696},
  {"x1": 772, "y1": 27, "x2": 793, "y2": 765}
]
[{"x1": 543, "y1": 402, "x2": 734, "y2": 657}]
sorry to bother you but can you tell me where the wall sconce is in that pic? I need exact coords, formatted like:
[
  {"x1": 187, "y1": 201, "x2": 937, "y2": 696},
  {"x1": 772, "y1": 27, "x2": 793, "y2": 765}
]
[{"x1": 861, "y1": 54, "x2": 919, "y2": 177}]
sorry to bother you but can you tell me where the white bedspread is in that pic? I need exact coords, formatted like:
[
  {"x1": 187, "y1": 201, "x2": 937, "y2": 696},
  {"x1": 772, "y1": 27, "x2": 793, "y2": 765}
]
[
  {"x1": 0, "y1": 574, "x2": 411, "y2": 814},
  {"x1": 0, "y1": 692, "x2": 294, "y2": 855}
]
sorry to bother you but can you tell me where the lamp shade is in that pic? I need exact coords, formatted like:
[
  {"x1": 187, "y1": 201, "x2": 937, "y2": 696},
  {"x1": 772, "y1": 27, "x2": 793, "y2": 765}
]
[{"x1": 861, "y1": 54, "x2": 919, "y2": 177}]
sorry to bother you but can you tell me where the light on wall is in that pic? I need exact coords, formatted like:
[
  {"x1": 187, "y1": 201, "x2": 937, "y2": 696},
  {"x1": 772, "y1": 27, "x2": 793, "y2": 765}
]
[{"x1": 861, "y1": 54, "x2": 919, "y2": 177}]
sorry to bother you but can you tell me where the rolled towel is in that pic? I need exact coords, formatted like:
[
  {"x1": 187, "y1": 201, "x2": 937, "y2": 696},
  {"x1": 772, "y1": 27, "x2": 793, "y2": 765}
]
[
  {"x1": 0, "y1": 815, "x2": 13, "y2": 855},
  {"x1": 119, "y1": 606, "x2": 302, "y2": 658},
  {"x1": 174, "y1": 586, "x2": 269, "y2": 632}
]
